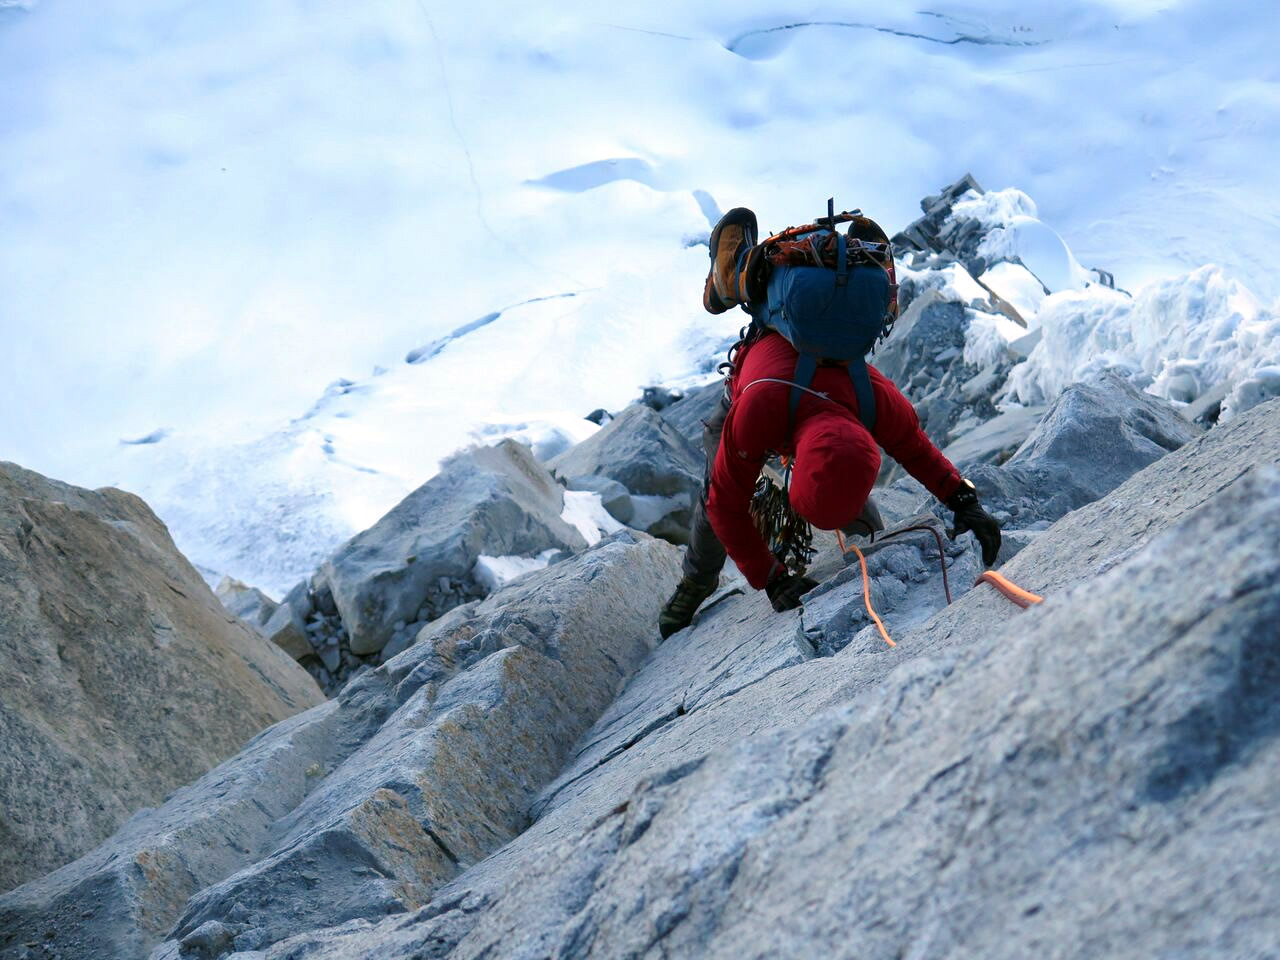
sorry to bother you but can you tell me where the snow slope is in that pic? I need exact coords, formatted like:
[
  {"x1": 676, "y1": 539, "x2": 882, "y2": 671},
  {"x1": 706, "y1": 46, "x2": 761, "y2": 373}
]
[{"x1": 1, "y1": 1, "x2": 1277, "y2": 593}]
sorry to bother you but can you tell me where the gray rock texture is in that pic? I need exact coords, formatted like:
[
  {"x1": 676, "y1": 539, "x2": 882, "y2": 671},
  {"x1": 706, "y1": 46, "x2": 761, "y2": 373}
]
[
  {"x1": 0, "y1": 532, "x2": 680, "y2": 959},
  {"x1": 656, "y1": 380, "x2": 725, "y2": 451},
  {"x1": 963, "y1": 373, "x2": 1198, "y2": 529},
  {"x1": 6, "y1": 377, "x2": 1276, "y2": 960},
  {"x1": 228, "y1": 401, "x2": 1279, "y2": 960},
  {"x1": 0, "y1": 463, "x2": 324, "y2": 896},
  {"x1": 549, "y1": 405, "x2": 702, "y2": 542},
  {"x1": 319, "y1": 440, "x2": 586, "y2": 656},
  {"x1": 888, "y1": 373, "x2": 1199, "y2": 536},
  {"x1": 215, "y1": 576, "x2": 279, "y2": 629},
  {"x1": 261, "y1": 580, "x2": 314, "y2": 661}
]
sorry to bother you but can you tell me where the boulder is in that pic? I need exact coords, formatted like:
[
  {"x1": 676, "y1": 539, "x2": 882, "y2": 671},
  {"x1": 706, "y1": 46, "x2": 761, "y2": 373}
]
[
  {"x1": 246, "y1": 398, "x2": 1280, "y2": 960},
  {"x1": 0, "y1": 462, "x2": 323, "y2": 895},
  {"x1": 657, "y1": 380, "x2": 725, "y2": 452},
  {"x1": 261, "y1": 579, "x2": 314, "y2": 661},
  {"x1": 550, "y1": 404, "x2": 702, "y2": 500},
  {"x1": 891, "y1": 373, "x2": 1200, "y2": 532},
  {"x1": 970, "y1": 373, "x2": 1198, "y2": 528},
  {"x1": 319, "y1": 440, "x2": 586, "y2": 656},
  {"x1": 549, "y1": 404, "x2": 703, "y2": 542},
  {"x1": 214, "y1": 576, "x2": 278, "y2": 628},
  {"x1": 0, "y1": 532, "x2": 680, "y2": 958}
]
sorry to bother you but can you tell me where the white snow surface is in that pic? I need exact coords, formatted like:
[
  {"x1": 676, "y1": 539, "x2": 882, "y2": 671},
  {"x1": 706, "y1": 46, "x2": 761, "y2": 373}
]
[
  {"x1": 561, "y1": 490, "x2": 625, "y2": 547},
  {"x1": 2, "y1": 1, "x2": 1279, "y2": 591},
  {"x1": 897, "y1": 260, "x2": 991, "y2": 309},
  {"x1": 979, "y1": 262, "x2": 1047, "y2": 323},
  {"x1": 963, "y1": 309, "x2": 1029, "y2": 370},
  {"x1": 948, "y1": 188, "x2": 1093, "y2": 293},
  {"x1": 473, "y1": 549, "x2": 563, "y2": 593}
]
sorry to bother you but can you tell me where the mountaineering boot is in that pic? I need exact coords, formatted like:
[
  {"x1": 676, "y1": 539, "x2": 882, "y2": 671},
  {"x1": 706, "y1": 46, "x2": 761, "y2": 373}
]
[
  {"x1": 658, "y1": 574, "x2": 719, "y2": 639},
  {"x1": 703, "y1": 207, "x2": 758, "y2": 314}
]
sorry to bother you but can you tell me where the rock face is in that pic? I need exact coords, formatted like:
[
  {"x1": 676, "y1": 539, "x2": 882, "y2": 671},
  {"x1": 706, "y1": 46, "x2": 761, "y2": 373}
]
[
  {"x1": 872, "y1": 289, "x2": 1018, "y2": 476},
  {"x1": 955, "y1": 373, "x2": 1199, "y2": 530},
  {"x1": 551, "y1": 404, "x2": 702, "y2": 501},
  {"x1": 549, "y1": 405, "x2": 703, "y2": 544},
  {"x1": 881, "y1": 372, "x2": 1199, "y2": 538},
  {"x1": 4, "y1": 396, "x2": 1276, "y2": 957},
  {"x1": 318, "y1": 440, "x2": 586, "y2": 656},
  {"x1": 0, "y1": 531, "x2": 680, "y2": 958},
  {"x1": 230, "y1": 397, "x2": 1280, "y2": 960},
  {"x1": 656, "y1": 380, "x2": 725, "y2": 451},
  {"x1": 0, "y1": 463, "x2": 324, "y2": 895}
]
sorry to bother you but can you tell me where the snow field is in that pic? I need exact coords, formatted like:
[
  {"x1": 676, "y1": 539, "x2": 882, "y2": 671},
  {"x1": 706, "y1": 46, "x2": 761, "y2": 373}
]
[{"x1": 3, "y1": 1, "x2": 1278, "y2": 592}]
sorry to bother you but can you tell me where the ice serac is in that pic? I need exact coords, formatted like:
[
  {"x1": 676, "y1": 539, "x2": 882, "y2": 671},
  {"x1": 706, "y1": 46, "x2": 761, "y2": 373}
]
[
  {"x1": 319, "y1": 439, "x2": 587, "y2": 656},
  {"x1": 0, "y1": 462, "x2": 324, "y2": 896},
  {"x1": 247, "y1": 400, "x2": 1280, "y2": 959}
]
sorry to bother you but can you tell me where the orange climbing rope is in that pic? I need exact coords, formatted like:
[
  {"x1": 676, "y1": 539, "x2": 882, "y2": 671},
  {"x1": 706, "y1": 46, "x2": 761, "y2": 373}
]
[
  {"x1": 835, "y1": 524, "x2": 1046, "y2": 645},
  {"x1": 835, "y1": 530, "x2": 895, "y2": 647},
  {"x1": 975, "y1": 570, "x2": 1044, "y2": 608}
]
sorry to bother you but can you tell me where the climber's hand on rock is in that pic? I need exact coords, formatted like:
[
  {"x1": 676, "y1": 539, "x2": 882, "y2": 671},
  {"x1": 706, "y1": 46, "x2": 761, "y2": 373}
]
[
  {"x1": 765, "y1": 570, "x2": 819, "y2": 612},
  {"x1": 946, "y1": 479, "x2": 1002, "y2": 568}
]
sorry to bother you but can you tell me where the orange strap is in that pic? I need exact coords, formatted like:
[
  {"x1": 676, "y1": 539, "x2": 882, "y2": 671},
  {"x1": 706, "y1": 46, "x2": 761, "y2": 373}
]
[
  {"x1": 975, "y1": 571, "x2": 1044, "y2": 608},
  {"x1": 836, "y1": 531, "x2": 895, "y2": 647}
]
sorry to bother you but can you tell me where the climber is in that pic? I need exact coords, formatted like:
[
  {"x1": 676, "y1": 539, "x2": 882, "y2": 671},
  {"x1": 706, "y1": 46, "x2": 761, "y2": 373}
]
[{"x1": 658, "y1": 206, "x2": 1001, "y2": 638}]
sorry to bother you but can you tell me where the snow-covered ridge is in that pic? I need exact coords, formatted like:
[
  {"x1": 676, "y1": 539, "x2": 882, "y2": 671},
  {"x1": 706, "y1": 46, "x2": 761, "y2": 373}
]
[
  {"x1": 3, "y1": 2, "x2": 1278, "y2": 594},
  {"x1": 1007, "y1": 268, "x2": 1279, "y2": 421},
  {"x1": 89, "y1": 183, "x2": 1280, "y2": 598}
]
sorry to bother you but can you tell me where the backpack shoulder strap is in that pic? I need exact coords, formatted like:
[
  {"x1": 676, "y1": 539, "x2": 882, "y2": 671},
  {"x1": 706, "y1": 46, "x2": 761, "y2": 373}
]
[
  {"x1": 848, "y1": 358, "x2": 877, "y2": 432},
  {"x1": 787, "y1": 353, "x2": 819, "y2": 446}
]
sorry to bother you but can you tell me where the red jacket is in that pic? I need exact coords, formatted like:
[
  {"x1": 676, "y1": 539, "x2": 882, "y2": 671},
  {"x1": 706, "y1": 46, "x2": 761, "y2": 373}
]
[{"x1": 707, "y1": 332, "x2": 963, "y2": 589}]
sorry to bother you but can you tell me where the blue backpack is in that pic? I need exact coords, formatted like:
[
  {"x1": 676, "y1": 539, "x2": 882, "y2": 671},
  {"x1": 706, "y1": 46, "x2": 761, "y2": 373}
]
[{"x1": 757, "y1": 201, "x2": 897, "y2": 433}]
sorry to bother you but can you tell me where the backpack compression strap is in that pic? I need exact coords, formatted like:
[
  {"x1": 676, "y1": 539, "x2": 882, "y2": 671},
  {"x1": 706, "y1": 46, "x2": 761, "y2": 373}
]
[{"x1": 834, "y1": 232, "x2": 848, "y2": 288}]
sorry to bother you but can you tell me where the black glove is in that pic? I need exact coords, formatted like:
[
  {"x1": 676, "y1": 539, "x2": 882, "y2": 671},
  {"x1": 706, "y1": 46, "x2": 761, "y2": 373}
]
[
  {"x1": 765, "y1": 570, "x2": 819, "y2": 612},
  {"x1": 946, "y1": 479, "x2": 1002, "y2": 568}
]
